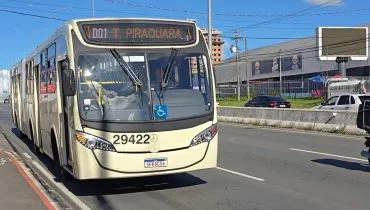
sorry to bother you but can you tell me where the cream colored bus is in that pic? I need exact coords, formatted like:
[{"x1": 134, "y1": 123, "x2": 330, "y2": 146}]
[{"x1": 10, "y1": 18, "x2": 218, "y2": 180}]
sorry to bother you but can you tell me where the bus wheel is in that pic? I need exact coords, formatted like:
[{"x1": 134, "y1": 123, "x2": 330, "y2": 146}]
[
  {"x1": 51, "y1": 132, "x2": 72, "y2": 182},
  {"x1": 29, "y1": 122, "x2": 40, "y2": 156}
]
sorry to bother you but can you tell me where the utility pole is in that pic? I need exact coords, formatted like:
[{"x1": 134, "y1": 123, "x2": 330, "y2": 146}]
[
  {"x1": 244, "y1": 37, "x2": 250, "y2": 99},
  {"x1": 279, "y1": 49, "x2": 282, "y2": 96},
  {"x1": 207, "y1": 0, "x2": 212, "y2": 58},
  {"x1": 234, "y1": 31, "x2": 240, "y2": 101},
  {"x1": 92, "y1": 0, "x2": 95, "y2": 17}
]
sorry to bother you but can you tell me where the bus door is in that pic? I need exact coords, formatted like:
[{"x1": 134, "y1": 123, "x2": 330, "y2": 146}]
[
  {"x1": 39, "y1": 50, "x2": 52, "y2": 156},
  {"x1": 60, "y1": 59, "x2": 72, "y2": 164},
  {"x1": 34, "y1": 60, "x2": 42, "y2": 151}
]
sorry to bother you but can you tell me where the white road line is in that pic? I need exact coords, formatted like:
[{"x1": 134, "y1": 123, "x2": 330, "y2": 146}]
[
  {"x1": 289, "y1": 148, "x2": 368, "y2": 162},
  {"x1": 23, "y1": 152, "x2": 32, "y2": 159},
  {"x1": 216, "y1": 167, "x2": 265, "y2": 182}
]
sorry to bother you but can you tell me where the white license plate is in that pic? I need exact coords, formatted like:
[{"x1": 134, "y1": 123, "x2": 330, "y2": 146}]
[
  {"x1": 144, "y1": 158, "x2": 168, "y2": 168},
  {"x1": 279, "y1": 105, "x2": 286, "y2": 108}
]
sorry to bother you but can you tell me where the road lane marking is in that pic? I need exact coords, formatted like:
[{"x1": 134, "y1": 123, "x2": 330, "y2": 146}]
[
  {"x1": 216, "y1": 167, "x2": 265, "y2": 182},
  {"x1": 289, "y1": 148, "x2": 368, "y2": 162}
]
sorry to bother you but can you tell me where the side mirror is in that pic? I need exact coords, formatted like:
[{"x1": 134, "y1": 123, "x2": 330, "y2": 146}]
[{"x1": 62, "y1": 69, "x2": 76, "y2": 96}]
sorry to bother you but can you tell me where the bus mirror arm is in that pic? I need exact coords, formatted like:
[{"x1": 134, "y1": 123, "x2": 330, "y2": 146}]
[{"x1": 62, "y1": 69, "x2": 76, "y2": 96}]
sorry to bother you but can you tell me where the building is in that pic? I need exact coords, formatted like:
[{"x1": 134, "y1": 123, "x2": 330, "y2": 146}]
[
  {"x1": 0, "y1": 70, "x2": 10, "y2": 100},
  {"x1": 201, "y1": 29, "x2": 225, "y2": 65},
  {"x1": 215, "y1": 24, "x2": 370, "y2": 85}
]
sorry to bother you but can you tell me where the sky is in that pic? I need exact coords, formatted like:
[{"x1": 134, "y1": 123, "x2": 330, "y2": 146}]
[{"x1": 0, "y1": 0, "x2": 369, "y2": 69}]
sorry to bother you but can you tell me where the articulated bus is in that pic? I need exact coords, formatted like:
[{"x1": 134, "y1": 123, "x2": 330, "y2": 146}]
[{"x1": 10, "y1": 18, "x2": 218, "y2": 180}]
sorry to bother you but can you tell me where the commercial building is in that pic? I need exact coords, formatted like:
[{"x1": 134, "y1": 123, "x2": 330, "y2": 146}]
[{"x1": 215, "y1": 24, "x2": 370, "y2": 85}]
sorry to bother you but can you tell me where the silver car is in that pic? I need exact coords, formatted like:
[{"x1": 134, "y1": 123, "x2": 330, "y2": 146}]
[{"x1": 313, "y1": 94, "x2": 370, "y2": 111}]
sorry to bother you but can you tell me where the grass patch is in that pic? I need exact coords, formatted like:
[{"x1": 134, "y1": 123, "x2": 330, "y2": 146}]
[{"x1": 217, "y1": 96, "x2": 323, "y2": 109}]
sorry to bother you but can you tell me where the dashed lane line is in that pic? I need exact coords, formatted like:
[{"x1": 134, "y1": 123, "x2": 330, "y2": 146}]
[
  {"x1": 216, "y1": 167, "x2": 265, "y2": 182},
  {"x1": 289, "y1": 148, "x2": 368, "y2": 162}
]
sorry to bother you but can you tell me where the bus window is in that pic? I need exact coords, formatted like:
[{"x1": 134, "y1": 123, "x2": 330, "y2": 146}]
[
  {"x1": 47, "y1": 44, "x2": 56, "y2": 93},
  {"x1": 40, "y1": 51, "x2": 47, "y2": 94}
]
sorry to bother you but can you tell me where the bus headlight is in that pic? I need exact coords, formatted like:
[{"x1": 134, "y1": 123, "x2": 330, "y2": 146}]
[
  {"x1": 76, "y1": 132, "x2": 116, "y2": 152},
  {"x1": 190, "y1": 124, "x2": 217, "y2": 147}
]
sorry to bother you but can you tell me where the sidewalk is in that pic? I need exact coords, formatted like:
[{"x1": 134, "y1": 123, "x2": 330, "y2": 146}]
[{"x1": 0, "y1": 132, "x2": 54, "y2": 210}]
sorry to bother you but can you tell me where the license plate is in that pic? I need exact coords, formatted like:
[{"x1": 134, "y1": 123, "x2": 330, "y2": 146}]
[
  {"x1": 144, "y1": 158, "x2": 168, "y2": 168},
  {"x1": 279, "y1": 105, "x2": 286, "y2": 108}
]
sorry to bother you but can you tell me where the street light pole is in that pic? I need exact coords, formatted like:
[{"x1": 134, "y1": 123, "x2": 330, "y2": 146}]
[
  {"x1": 279, "y1": 49, "x2": 282, "y2": 96},
  {"x1": 92, "y1": 0, "x2": 95, "y2": 17},
  {"x1": 207, "y1": 0, "x2": 212, "y2": 57},
  {"x1": 245, "y1": 38, "x2": 250, "y2": 99},
  {"x1": 235, "y1": 32, "x2": 240, "y2": 101}
]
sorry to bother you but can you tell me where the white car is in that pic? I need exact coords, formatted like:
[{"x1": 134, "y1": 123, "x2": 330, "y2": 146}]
[{"x1": 313, "y1": 94, "x2": 370, "y2": 111}]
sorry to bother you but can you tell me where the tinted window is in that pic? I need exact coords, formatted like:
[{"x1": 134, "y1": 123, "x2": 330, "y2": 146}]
[
  {"x1": 252, "y1": 96, "x2": 261, "y2": 103},
  {"x1": 359, "y1": 96, "x2": 370, "y2": 104},
  {"x1": 338, "y1": 95, "x2": 349, "y2": 105},
  {"x1": 351, "y1": 96, "x2": 355, "y2": 104}
]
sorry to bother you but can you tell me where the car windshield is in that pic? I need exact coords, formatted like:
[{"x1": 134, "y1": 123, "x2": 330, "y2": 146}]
[{"x1": 77, "y1": 51, "x2": 213, "y2": 122}]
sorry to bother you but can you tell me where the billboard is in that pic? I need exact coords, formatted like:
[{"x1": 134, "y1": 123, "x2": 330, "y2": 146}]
[
  {"x1": 318, "y1": 27, "x2": 368, "y2": 60},
  {"x1": 252, "y1": 54, "x2": 302, "y2": 75}
]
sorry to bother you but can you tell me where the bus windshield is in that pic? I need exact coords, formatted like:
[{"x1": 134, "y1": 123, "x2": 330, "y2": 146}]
[{"x1": 77, "y1": 50, "x2": 213, "y2": 122}]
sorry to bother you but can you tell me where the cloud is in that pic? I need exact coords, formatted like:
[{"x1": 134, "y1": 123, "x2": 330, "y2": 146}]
[
  {"x1": 304, "y1": 0, "x2": 343, "y2": 6},
  {"x1": 222, "y1": 40, "x2": 232, "y2": 59}
]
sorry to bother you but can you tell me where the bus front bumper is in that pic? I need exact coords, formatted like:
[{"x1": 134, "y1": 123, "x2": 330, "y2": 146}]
[{"x1": 72, "y1": 134, "x2": 218, "y2": 180}]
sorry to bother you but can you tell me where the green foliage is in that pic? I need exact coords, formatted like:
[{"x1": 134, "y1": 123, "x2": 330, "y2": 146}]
[{"x1": 217, "y1": 96, "x2": 324, "y2": 109}]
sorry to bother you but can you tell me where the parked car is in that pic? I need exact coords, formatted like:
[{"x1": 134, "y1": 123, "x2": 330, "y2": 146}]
[
  {"x1": 312, "y1": 94, "x2": 370, "y2": 111},
  {"x1": 244, "y1": 95, "x2": 291, "y2": 108}
]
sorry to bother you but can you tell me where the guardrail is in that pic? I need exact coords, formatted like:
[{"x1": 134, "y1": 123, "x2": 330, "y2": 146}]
[{"x1": 217, "y1": 106, "x2": 367, "y2": 136}]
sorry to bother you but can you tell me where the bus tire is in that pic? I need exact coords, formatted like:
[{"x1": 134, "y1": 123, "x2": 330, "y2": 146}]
[
  {"x1": 14, "y1": 113, "x2": 25, "y2": 139},
  {"x1": 51, "y1": 131, "x2": 72, "y2": 182},
  {"x1": 29, "y1": 122, "x2": 40, "y2": 156}
]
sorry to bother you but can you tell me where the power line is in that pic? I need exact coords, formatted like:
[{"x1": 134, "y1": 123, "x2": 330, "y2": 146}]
[
  {"x1": 224, "y1": 37, "x2": 370, "y2": 62},
  {"x1": 224, "y1": 0, "x2": 340, "y2": 34},
  {"x1": 0, "y1": 8, "x2": 67, "y2": 21},
  {"x1": 4, "y1": 0, "x2": 198, "y2": 19},
  {"x1": 104, "y1": 0, "x2": 369, "y2": 18}
]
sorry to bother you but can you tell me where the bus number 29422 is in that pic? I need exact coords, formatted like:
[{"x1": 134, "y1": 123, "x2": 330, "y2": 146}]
[{"x1": 113, "y1": 134, "x2": 150, "y2": 145}]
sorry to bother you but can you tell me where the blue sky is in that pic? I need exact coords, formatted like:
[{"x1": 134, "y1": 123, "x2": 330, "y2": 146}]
[{"x1": 0, "y1": 0, "x2": 369, "y2": 69}]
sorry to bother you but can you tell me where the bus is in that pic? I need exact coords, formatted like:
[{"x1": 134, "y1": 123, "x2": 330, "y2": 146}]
[{"x1": 10, "y1": 18, "x2": 218, "y2": 180}]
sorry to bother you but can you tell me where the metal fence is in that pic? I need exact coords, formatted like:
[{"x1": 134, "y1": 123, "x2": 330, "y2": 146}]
[{"x1": 216, "y1": 79, "x2": 325, "y2": 99}]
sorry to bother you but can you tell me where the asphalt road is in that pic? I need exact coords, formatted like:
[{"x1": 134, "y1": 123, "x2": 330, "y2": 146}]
[{"x1": 1, "y1": 103, "x2": 370, "y2": 210}]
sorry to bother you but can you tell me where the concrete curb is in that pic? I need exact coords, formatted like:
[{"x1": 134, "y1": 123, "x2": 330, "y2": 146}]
[
  {"x1": 0, "y1": 128, "x2": 90, "y2": 210},
  {"x1": 218, "y1": 116, "x2": 368, "y2": 136}
]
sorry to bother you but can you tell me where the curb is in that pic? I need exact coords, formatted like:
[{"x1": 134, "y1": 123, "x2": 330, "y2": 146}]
[
  {"x1": 0, "y1": 128, "x2": 90, "y2": 210},
  {"x1": 218, "y1": 116, "x2": 368, "y2": 136}
]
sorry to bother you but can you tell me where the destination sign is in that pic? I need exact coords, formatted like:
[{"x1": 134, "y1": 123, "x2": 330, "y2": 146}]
[{"x1": 77, "y1": 21, "x2": 196, "y2": 46}]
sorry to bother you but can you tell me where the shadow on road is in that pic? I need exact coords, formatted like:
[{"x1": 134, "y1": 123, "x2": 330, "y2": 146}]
[
  {"x1": 312, "y1": 159, "x2": 370, "y2": 172},
  {"x1": 63, "y1": 172, "x2": 207, "y2": 196}
]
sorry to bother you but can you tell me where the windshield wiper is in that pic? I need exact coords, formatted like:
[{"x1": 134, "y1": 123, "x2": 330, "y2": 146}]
[
  {"x1": 109, "y1": 49, "x2": 143, "y2": 87},
  {"x1": 161, "y1": 48, "x2": 178, "y2": 88}
]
